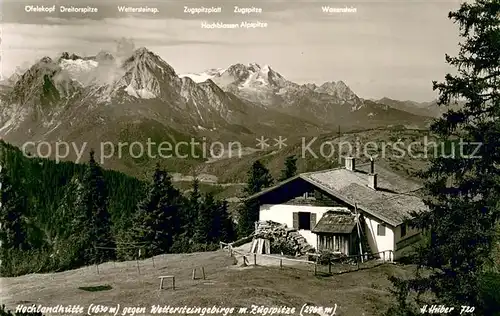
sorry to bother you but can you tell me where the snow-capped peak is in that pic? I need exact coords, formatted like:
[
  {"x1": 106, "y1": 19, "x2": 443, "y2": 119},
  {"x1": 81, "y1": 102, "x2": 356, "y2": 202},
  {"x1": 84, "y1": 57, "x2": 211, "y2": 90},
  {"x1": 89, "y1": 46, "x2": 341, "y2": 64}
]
[
  {"x1": 181, "y1": 62, "x2": 286, "y2": 91},
  {"x1": 59, "y1": 58, "x2": 98, "y2": 79},
  {"x1": 179, "y1": 68, "x2": 226, "y2": 83}
]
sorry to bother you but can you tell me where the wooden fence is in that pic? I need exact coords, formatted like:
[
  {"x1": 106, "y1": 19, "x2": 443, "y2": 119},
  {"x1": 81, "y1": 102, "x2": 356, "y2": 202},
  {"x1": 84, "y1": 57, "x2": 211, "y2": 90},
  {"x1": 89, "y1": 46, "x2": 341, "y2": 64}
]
[{"x1": 220, "y1": 241, "x2": 394, "y2": 275}]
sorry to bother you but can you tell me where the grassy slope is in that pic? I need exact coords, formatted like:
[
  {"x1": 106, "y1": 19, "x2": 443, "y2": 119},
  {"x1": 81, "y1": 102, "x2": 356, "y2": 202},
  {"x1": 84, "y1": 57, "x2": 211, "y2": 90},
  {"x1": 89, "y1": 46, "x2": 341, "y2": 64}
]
[{"x1": 0, "y1": 250, "x2": 416, "y2": 316}]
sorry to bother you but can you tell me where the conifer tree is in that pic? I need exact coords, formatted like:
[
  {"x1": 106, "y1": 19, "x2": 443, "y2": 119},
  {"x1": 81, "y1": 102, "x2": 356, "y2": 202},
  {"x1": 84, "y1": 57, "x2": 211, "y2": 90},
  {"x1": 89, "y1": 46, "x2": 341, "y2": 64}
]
[
  {"x1": 243, "y1": 160, "x2": 274, "y2": 196},
  {"x1": 388, "y1": 1, "x2": 500, "y2": 314},
  {"x1": 215, "y1": 199, "x2": 236, "y2": 243},
  {"x1": 184, "y1": 178, "x2": 202, "y2": 238},
  {"x1": 194, "y1": 192, "x2": 216, "y2": 244},
  {"x1": 73, "y1": 150, "x2": 114, "y2": 264},
  {"x1": 279, "y1": 155, "x2": 298, "y2": 181},
  {"x1": 238, "y1": 160, "x2": 273, "y2": 237},
  {"x1": 133, "y1": 164, "x2": 183, "y2": 255}
]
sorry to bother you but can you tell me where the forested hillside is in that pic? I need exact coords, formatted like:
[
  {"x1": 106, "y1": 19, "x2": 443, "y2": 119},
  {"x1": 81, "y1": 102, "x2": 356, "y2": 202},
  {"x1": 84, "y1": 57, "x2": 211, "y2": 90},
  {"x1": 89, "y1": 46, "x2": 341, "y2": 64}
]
[{"x1": 0, "y1": 140, "x2": 235, "y2": 277}]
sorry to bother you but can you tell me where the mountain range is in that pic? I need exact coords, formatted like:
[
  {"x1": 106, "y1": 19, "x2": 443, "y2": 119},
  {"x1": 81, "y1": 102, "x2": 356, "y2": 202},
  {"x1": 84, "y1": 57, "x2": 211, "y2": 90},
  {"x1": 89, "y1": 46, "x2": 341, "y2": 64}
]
[
  {"x1": 0, "y1": 47, "x2": 435, "y2": 175},
  {"x1": 372, "y1": 97, "x2": 463, "y2": 118},
  {"x1": 179, "y1": 64, "x2": 435, "y2": 128}
]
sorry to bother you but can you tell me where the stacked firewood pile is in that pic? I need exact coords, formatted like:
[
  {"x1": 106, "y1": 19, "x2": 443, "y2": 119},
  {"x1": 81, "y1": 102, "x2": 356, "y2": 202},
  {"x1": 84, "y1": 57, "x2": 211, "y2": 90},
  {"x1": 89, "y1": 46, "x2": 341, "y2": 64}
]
[
  {"x1": 254, "y1": 220, "x2": 315, "y2": 256},
  {"x1": 254, "y1": 220, "x2": 289, "y2": 239}
]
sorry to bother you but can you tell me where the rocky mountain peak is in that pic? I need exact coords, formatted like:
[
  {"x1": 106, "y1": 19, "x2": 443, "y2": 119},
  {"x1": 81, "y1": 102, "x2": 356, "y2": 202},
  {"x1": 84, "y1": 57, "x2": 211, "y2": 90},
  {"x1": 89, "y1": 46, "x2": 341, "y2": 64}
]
[
  {"x1": 317, "y1": 81, "x2": 357, "y2": 98},
  {"x1": 225, "y1": 63, "x2": 251, "y2": 79},
  {"x1": 221, "y1": 62, "x2": 285, "y2": 88},
  {"x1": 111, "y1": 47, "x2": 180, "y2": 100},
  {"x1": 247, "y1": 62, "x2": 263, "y2": 71},
  {"x1": 134, "y1": 46, "x2": 150, "y2": 55},
  {"x1": 122, "y1": 47, "x2": 176, "y2": 75},
  {"x1": 7, "y1": 54, "x2": 81, "y2": 112},
  {"x1": 59, "y1": 52, "x2": 82, "y2": 61},
  {"x1": 39, "y1": 56, "x2": 54, "y2": 64},
  {"x1": 95, "y1": 51, "x2": 115, "y2": 62}
]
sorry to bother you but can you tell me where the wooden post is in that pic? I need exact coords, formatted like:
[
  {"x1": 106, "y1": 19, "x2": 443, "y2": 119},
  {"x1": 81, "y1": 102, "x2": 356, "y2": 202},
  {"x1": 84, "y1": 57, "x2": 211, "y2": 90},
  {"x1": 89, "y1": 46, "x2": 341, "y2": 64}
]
[
  {"x1": 96, "y1": 263, "x2": 100, "y2": 275},
  {"x1": 328, "y1": 261, "x2": 332, "y2": 274},
  {"x1": 280, "y1": 259, "x2": 282, "y2": 269},
  {"x1": 202, "y1": 267, "x2": 205, "y2": 280},
  {"x1": 192, "y1": 268, "x2": 196, "y2": 280},
  {"x1": 357, "y1": 255, "x2": 360, "y2": 270},
  {"x1": 152, "y1": 256, "x2": 155, "y2": 268},
  {"x1": 136, "y1": 259, "x2": 140, "y2": 274},
  {"x1": 229, "y1": 246, "x2": 233, "y2": 257},
  {"x1": 314, "y1": 263, "x2": 317, "y2": 275},
  {"x1": 159, "y1": 278, "x2": 164, "y2": 290},
  {"x1": 383, "y1": 251, "x2": 386, "y2": 263},
  {"x1": 253, "y1": 253, "x2": 256, "y2": 265},
  {"x1": 354, "y1": 203, "x2": 364, "y2": 263},
  {"x1": 172, "y1": 276, "x2": 175, "y2": 290}
]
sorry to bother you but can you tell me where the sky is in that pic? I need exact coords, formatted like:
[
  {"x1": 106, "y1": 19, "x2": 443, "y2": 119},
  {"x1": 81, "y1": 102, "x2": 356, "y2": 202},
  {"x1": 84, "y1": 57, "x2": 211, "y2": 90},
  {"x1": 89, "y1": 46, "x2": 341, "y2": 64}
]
[{"x1": 1, "y1": 0, "x2": 464, "y2": 102}]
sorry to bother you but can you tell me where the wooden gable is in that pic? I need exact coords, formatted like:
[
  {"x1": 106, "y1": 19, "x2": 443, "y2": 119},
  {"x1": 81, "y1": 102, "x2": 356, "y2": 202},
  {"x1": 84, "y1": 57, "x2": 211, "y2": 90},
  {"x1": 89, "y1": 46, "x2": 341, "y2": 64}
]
[{"x1": 256, "y1": 177, "x2": 350, "y2": 208}]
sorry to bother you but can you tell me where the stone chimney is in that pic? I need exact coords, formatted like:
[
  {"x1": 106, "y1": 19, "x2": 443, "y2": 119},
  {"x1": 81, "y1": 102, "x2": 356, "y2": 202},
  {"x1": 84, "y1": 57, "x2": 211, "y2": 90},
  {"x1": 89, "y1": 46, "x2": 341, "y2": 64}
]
[
  {"x1": 345, "y1": 157, "x2": 355, "y2": 171},
  {"x1": 368, "y1": 157, "x2": 377, "y2": 189}
]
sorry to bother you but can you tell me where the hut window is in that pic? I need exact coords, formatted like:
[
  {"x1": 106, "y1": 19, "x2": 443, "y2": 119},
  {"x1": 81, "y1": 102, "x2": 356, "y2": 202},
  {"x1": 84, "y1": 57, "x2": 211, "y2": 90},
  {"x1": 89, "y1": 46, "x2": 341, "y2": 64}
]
[
  {"x1": 377, "y1": 224, "x2": 386, "y2": 236},
  {"x1": 401, "y1": 223, "x2": 407, "y2": 237},
  {"x1": 298, "y1": 212, "x2": 311, "y2": 230}
]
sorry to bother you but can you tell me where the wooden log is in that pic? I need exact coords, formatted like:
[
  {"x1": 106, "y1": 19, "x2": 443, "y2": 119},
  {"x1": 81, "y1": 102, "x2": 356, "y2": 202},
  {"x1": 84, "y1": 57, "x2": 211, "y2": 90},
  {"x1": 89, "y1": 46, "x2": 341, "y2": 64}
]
[
  {"x1": 257, "y1": 239, "x2": 264, "y2": 254},
  {"x1": 250, "y1": 240, "x2": 257, "y2": 253}
]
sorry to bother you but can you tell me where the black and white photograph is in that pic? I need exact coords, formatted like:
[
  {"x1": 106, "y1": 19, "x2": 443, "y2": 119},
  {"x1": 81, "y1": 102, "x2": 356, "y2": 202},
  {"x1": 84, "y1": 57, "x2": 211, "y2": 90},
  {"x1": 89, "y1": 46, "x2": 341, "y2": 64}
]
[{"x1": 0, "y1": 0, "x2": 498, "y2": 315}]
